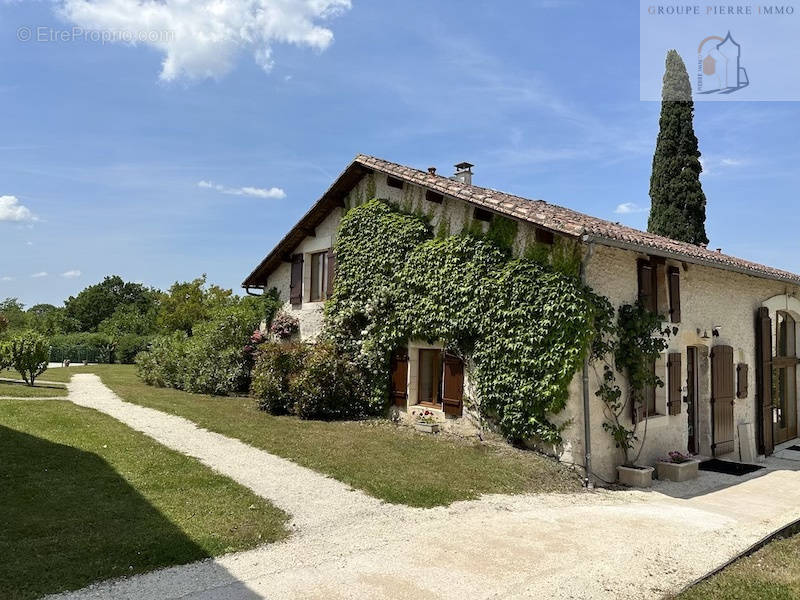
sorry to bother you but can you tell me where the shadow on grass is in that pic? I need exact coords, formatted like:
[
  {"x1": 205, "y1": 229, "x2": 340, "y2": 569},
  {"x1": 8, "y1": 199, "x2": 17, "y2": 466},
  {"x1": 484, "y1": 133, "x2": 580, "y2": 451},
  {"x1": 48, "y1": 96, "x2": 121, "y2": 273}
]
[{"x1": 0, "y1": 425, "x2": 261, "y2": 600}]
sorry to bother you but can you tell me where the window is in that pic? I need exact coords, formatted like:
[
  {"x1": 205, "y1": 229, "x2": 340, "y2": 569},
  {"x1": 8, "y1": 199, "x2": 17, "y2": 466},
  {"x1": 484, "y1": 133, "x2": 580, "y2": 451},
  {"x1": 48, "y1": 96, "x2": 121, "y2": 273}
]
[
  {"x1": 425, "y1": 190, "x2": 444, "y2": 204},
  {"x1": 387, "y1": 175, "x2": 404, "y2": 189},
  {"x1": 773, "y1": 311, "x2": 798, "y2": 442},
  {"x1": 534, "y1": 228, "x2": 554, "y2": 245},
  {"x1": 777, "y1": 311, "x2": 796, "y2": 357},
  {"x1": 473, "y1": 207, "x2": 493, "y2": 222},
  {"x1": 418, "y1": 349, "x2": 443, "y2": 405},
  {"x1": 644, "y1": 358, "x2": 657, "y2": 417},
  {"x1": 309, "y1": 251, "x2": 328, "y2": 302}
]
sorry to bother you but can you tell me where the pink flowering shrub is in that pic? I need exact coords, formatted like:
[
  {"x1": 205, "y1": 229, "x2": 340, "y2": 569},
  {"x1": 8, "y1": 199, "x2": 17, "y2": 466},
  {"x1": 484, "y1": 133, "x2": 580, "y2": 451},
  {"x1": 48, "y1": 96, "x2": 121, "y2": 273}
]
[{"x1": 270, "y1": 312, "x2": 300, "y2": 340}]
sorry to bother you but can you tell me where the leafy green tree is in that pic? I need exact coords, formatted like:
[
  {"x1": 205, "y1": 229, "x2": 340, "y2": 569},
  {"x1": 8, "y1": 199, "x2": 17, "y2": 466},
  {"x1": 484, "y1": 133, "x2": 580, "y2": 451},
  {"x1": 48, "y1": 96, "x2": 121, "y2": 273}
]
[
  {"x1": 25, "y1": 304, "x2": 79, "y2": 336},
  {"x1": 648, "y1": 49, "x2": 709, "y2": 246},
  {"x1": 0, "y1": 298, "x2": 27, "y2": 333},
  {"x1": 98, "y1": 304, "x2": 158, "y2": 338},
  {"x1": 9, "y1": 331, "x2": 49, "y2": 386},
  {"x1": 157, "y1": 275, "x2": 233, "y2": 336},
  {"x1": 64, "y1": 275, "x2": 158, "y2": 332}
]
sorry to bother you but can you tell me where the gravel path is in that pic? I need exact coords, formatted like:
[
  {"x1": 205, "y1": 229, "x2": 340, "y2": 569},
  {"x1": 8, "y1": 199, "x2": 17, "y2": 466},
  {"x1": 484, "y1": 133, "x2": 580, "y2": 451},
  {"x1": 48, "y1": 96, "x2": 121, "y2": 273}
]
[{"x1": 48, "y1": 374, "x2": 800, "y2": 600}]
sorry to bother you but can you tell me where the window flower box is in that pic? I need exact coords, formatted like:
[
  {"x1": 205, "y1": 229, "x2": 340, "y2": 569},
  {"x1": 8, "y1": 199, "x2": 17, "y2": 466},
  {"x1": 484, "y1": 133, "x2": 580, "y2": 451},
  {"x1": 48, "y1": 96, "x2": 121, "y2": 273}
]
[
  {"x1": 617, "y1": 465, "x2": 654, "y2": 488},
  {"x1": 414, "y1": 422, "x2": 440, "y2": 434}
]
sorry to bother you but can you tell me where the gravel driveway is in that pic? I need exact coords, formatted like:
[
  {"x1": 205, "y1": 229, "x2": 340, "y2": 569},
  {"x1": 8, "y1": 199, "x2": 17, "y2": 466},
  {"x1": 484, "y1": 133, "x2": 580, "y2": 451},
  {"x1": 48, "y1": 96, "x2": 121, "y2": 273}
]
[{"x1": 48, "y1": 374, "x2": 800, "y2": 600}]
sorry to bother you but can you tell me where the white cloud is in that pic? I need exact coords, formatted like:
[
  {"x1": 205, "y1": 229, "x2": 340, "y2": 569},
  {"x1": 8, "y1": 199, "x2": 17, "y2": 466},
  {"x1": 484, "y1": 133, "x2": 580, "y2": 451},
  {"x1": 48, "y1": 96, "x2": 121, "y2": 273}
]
[
  {"x1": 197, "y1": 180, "x2": 286, "y2": 199},
  {"x1": 31, "y1": 272, "x2": 48, "y2": 278},
  {"x1": 1, "y1": 276, "x2": 14, "y2": 282},
  {"x1": 720, "y1": 157, "x2": 744, "y2": 167},
  {"x1": 0, "y1": 195, "x2": 35, "y2": 222},
  {"x1": 614, "y1": 202, "x2": 647, "y2": 214},
  {"x1": 58, "y1": 0, "x2": 351, "y2": 81},
  {"x1": 61, "y1": 270, "x2": 82, "y2": 279}
]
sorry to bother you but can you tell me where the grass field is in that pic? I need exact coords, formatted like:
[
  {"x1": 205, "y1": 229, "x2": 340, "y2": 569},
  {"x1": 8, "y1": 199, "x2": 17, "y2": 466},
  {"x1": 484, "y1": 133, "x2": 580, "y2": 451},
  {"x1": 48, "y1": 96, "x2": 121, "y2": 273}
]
[
  {"x1": 0, "y1": 397, "x2": 288, "y2": 600},
  {"x1": 0, "y1": 380, "x2": 67, "y2": 397},
  {"x1": 83, "y1": 364, "x2": 581, "y2": 507},
  {"x1": 677, "y1": 530, "x2": 800, "y2": 600}
]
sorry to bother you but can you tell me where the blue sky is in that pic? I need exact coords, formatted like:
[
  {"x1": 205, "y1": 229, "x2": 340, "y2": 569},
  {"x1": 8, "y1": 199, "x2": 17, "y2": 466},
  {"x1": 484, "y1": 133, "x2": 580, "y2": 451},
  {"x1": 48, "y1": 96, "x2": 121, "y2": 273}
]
[{"x1": 1, "y1": 0, "x2": 799, "y2": 307}]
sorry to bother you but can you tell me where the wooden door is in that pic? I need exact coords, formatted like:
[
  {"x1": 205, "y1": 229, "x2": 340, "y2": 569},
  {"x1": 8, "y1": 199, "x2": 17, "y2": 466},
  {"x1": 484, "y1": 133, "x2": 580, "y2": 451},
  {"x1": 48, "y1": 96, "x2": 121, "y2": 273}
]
[
  {"x1": 686, "y1": 347, "x2": 699, "y2": 454},
  {"x1": 390, "y1": 349, "x2": 408, "y2": 407},
  {"x1": 711, "y1": 345, "x2": 735, "y2": 456}
]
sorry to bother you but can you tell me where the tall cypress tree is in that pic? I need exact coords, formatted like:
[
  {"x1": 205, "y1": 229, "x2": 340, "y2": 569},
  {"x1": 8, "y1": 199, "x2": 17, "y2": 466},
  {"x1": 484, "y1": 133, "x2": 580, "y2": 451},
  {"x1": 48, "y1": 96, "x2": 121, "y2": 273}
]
[{"x1": 648, "y1": 50, "x2": 709, "y2": 246}]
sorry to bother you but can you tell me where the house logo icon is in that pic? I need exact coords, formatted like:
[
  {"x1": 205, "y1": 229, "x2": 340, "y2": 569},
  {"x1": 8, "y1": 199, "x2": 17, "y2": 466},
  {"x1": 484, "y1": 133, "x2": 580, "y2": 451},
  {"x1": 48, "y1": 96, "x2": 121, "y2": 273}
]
[{"x1": 697, "y1": 32, "x2": 749, "y2": 94}]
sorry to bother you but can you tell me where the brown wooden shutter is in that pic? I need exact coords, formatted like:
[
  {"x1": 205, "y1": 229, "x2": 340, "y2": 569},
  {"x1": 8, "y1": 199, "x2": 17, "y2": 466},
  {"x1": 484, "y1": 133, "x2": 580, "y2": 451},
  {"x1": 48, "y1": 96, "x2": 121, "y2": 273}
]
[
  {"x1": 756, "y1": 307, "x2": 774, "y2": 456},
  {"x1": 711, "y1": 345, "x2": 735, "y2": 456},
  {"x1": 326, "y1": 249, "x2": 336, "y2": 299},
  {"x1": 668, "y1": 266, "x2": 681, "y2": 323},
  {"x1": 737, "y1": 363, "x2": 749, "y2": 399},
  {"x1": 390, "y1": 348, "x2": 408, "y2": 407},
  {"x1": 637, "y1": 259, "x2": 656, "y2": 313},
  {"x1": 289, "y1": 254, "x2": 303, "y2": 306},
  {"x1": 668, "y1": 352, "x2": 682, "y2": 415},
  {"x1": 442, "y1": 354, "x2": 464, "y2": 417}
]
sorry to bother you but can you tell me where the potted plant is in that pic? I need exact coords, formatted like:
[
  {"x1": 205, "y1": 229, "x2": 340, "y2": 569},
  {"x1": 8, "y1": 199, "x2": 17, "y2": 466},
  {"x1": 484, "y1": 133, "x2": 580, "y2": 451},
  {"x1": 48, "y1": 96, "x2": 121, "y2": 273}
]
[
  {"x1": 656, "y1": 451, "x2": 699, "y2": 482},
  {"x1": 594, "y1": 303, "x2": 672, "y2": 488},
  {"x1": 413, "y1": 409, "x2": 440, "y2": 434}
]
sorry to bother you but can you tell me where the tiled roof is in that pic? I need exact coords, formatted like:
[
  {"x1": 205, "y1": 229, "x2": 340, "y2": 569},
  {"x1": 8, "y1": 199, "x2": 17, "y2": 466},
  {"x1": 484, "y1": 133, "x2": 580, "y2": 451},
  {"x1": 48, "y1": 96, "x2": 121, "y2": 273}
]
[
  {"x1": 355, "y1": 154, "x2": 800, "y2": 286},
  {"x1": 242, "y1": 154, "x2": 800, "y2": 287}
]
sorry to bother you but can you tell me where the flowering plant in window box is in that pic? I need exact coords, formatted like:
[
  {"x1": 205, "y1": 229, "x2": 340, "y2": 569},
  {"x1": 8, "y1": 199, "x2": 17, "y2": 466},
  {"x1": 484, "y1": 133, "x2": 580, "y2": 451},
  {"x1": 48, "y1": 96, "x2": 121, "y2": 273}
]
[
  {"x1": 412, "y1": 409, "x2": 440, "y2": 433},
  {"x1": 656, "y1": 450, "x2": 699, "y2": 482}
]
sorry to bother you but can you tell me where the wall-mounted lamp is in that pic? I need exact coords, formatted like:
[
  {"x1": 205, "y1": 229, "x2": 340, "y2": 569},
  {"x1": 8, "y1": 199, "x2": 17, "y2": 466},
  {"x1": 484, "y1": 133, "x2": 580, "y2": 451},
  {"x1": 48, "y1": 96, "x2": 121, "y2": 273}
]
[
  {"x1": 696, "y1": 328, "x2": 711, "y2": 340},
  {"x1": 712, "y1": 326, "x2": 722, "y2": 338}
]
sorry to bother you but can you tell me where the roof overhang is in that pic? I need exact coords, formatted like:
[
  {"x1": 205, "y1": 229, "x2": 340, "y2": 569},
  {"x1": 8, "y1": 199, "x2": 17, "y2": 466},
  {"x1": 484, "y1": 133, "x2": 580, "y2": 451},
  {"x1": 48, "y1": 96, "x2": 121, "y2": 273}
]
[{"x1": 242, "y1": 160, "x2": 372, "y2": 289}]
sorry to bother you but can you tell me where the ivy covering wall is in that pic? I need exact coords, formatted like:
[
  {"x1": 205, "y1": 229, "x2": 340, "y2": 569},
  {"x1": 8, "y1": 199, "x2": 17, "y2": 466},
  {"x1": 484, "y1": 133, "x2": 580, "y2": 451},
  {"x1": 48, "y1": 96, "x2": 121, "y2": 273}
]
[{"x1": 324, "y1": 198, "x2": 613, "y2": 443}]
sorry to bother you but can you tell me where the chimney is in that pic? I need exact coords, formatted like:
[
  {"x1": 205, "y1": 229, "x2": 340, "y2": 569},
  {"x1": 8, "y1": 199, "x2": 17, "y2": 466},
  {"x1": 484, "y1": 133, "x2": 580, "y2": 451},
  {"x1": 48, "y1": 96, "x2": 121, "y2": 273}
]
[
  {"x1": 453, "y1": 162, "x2": 474, "y2": 185},
  {"x1": 428, "y1": 166, "x2": 437, "y2": 175}
]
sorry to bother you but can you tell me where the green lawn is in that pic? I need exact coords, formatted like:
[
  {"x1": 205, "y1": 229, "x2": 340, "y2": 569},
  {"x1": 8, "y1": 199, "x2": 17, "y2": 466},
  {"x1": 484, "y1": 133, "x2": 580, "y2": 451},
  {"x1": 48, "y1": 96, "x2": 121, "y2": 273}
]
[
  {"x1": 0, "y1": 398, "x2": 288, "y2": 600},
  {"x1": 83, "y1": 364, "x2": 580, "y2": 507},
  {"x1": 677, "y1": 532, "x2": 800, "y2": 600},
  {"x1": 0, "y1": 380, "x2": 68, "y2": 397},
  {"x1": 1, "y1": 367, "x2": 78, "y2": 383}
]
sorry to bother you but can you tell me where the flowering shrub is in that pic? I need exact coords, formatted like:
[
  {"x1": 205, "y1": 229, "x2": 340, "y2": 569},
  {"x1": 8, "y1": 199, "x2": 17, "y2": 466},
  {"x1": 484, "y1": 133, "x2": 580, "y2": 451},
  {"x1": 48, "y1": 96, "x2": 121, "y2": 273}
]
[
  {"x1": 270, "y1": 312, "x2": 299, "y2": 340},
  {"x1": 251, "y1": 342, "x2": 308, "y2": 414}
]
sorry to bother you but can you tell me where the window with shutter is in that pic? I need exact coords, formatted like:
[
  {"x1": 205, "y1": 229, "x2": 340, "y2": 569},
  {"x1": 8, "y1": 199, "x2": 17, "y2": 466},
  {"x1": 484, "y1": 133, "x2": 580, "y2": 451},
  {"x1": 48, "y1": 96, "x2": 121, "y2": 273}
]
[
  {"x1": 442, "y1": 353, "x2": 464, "y2": 417},
  {"x1": 290, "y1": 254, "x2": 303, "y2": 306},
  {"x1": 668, "y1": 266, "x2": 681, "y2": 323},
  {"x1": 668, "y1": 352, "x2": 682, "y2": 415},
  {"x1": 309, "y1": 251, "x2": 328, "y2": 302},
  {"x1": 637, "y1": 259, "x2": 656, "y2": 313}
]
